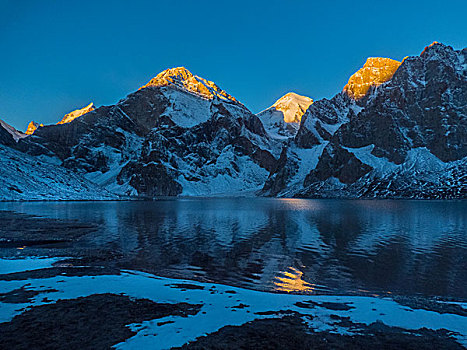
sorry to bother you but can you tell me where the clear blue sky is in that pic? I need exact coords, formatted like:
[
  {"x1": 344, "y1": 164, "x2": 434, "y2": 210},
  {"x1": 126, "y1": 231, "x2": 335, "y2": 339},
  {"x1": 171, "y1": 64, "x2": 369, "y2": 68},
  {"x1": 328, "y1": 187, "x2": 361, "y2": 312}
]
[{"x1": 1, "y1": 0, "x2": 466, "y2": 131}]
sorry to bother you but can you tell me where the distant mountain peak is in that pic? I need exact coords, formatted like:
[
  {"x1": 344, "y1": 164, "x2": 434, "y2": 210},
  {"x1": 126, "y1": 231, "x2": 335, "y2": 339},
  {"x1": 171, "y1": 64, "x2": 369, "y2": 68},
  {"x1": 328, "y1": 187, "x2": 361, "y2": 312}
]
[
  {"x1": 140, "y1": 67, "x2": 239, "y2": 104},
  {"x1": 344, "y1": 57, "x2": 401, "y2": 100},
  {"x1": 271, "y1": 92, "x2": 313, "y2": 123},
  {"x1": 57, "y1": 102, "x2": 94, "y2": 125},
  {"x1": 256, "y1": 92, "x2": 313, "y2": 140},
  {"x1": 25, "y1": 121, "x2": 43, "y2": 135},
  {"x1": 24, "y1": 103, "x2": 94, "y2": 135}
]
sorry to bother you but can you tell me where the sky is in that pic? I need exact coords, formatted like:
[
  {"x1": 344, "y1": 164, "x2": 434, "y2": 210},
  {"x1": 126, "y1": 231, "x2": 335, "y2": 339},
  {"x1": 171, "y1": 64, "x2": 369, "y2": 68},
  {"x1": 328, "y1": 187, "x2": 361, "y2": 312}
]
[{"x1": 0, "y1": 0, "x2": 466, "y2": 131}]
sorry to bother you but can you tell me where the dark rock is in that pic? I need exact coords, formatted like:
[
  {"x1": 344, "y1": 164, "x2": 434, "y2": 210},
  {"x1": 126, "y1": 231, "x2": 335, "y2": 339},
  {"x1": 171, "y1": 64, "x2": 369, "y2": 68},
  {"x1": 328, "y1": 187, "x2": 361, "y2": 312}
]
[
  {"x1": 304, "y1": 143, "x2": 373, "y2": 186},
  {"x1": 0, "y1": 293, "x2": 201, "y2": 350}
]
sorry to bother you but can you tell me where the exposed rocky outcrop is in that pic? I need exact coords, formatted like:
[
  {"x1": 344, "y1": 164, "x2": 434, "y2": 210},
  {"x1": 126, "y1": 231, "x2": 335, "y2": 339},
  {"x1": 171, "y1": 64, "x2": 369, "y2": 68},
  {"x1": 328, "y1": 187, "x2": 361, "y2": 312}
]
[
  {"x1": 0, "y1": 121, "x2": 17, "y2": 147},
  {"x1": 304, "y1": 143, "x2": 373, "y2": 185}
]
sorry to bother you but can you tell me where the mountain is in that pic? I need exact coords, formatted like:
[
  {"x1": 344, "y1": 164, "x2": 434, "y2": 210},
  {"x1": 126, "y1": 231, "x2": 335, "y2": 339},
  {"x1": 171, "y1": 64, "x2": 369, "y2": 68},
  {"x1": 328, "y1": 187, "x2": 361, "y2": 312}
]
[
  {"x1": 18, "y1": 67, "x2": 279, "y2": 197},
  {"x1": 257, "y1": 92, "x2": 313, "y2": 139},
  {"x1": 263, "y1": 42, "x2": 467, "y2": 198},
  {"x1": 1, "y1": 42, "x2": 465, "y2": 200}
]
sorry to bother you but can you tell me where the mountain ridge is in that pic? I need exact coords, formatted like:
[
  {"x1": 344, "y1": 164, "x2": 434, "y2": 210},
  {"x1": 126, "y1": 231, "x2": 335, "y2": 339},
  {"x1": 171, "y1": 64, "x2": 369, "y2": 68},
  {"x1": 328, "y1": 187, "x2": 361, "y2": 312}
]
[{"x1": 1, "y1": 41, "x2": 465, "y2": 200}]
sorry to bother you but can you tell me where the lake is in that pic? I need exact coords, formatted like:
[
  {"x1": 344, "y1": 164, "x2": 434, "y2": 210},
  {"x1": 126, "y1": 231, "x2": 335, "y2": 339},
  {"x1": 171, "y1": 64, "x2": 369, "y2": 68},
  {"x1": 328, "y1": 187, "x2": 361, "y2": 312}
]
[{"x1": 1, "y1": 198, "x2": 465, "y2": 299}]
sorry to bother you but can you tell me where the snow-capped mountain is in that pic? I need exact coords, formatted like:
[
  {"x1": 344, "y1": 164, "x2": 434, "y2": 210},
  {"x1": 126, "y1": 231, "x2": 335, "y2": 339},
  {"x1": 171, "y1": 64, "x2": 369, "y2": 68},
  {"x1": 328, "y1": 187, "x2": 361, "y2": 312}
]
[
  {"x1": 264, "y1": 42, "x2": 467, "y2": 198},
  {"x1": 17, "y1": 67, "x2": 279, "y2": 197},
  {"x1": 1, "y1": 42, "x2": 465, "y2": 200},
  {"x1": 257, "y1": 92, "x2": 313, "y2": 139}
]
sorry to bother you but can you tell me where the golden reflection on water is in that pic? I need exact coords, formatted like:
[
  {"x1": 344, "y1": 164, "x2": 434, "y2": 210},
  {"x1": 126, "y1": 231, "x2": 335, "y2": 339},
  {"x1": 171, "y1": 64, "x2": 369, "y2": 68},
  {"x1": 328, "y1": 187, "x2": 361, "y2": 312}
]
[
  {"x1": 278, "y1": 198, "x2": 321, "y2": 211},
  {"x1": 274, "y1": 267, "x2": 314, "y2": 293}
]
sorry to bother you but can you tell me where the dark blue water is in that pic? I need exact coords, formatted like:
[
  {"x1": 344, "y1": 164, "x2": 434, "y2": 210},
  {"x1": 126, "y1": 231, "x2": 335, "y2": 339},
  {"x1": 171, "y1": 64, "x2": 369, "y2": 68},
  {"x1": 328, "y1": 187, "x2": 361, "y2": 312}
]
[{"x1": 1, "y1": 199, "x2": 466, "y2": 299}]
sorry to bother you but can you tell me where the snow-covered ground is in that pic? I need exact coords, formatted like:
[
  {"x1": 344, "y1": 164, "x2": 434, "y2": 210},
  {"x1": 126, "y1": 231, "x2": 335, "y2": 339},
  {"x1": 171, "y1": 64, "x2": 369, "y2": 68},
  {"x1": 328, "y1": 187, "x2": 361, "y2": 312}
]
[{"x1": 0, "y1": 257, "x2": 465, "y2": 349}]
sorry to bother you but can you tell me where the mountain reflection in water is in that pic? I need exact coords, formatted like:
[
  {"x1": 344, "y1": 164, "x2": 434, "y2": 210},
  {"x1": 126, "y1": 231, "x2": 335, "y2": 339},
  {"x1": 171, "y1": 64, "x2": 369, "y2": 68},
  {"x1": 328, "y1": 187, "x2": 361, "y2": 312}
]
[{"x1": 1, "y1": 199, "x2": 465, "y2": 299}]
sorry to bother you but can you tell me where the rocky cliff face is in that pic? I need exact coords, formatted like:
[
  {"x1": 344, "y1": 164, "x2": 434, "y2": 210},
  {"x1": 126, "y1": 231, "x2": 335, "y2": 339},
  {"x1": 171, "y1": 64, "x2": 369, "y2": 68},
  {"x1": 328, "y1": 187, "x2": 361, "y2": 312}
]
[{"x1": 2, "y1": 42, "x2": 466, "y2": 200}]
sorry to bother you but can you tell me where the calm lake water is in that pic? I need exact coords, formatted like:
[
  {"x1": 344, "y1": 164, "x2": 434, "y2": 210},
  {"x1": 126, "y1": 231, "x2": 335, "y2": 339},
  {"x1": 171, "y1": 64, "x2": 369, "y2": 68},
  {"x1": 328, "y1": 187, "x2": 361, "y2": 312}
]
[{"x1": 1, "y1": 199, "x2": 466, "y2": 299}]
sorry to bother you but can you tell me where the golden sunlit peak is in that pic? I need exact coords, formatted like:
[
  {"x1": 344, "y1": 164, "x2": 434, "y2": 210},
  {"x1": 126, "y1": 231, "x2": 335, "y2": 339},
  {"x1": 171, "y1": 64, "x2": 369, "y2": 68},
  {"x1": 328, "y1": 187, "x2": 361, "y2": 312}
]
[
  {"x1": 57, "y1": 102, "x2": 94, "y2": 125},
  {"x1": 140, "y1": 67, "x2": 238, "y2": 103},
  {"x1": 25, "y1": 121, "x2": 43, "y2": 135},
  {"x1": 420, "y1": 41, "x2": 441, "y2": 56},
  {"x1": 344, "y1": 57, "x2": 401, "y2": 100},
  {"x1": 272, "y1": 92, "x2": 313, "y2": 123}
]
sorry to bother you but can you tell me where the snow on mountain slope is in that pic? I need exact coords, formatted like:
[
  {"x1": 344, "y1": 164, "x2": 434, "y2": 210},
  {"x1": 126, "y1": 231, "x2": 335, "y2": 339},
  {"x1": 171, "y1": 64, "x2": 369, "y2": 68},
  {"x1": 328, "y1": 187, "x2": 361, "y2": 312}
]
[
  {"x1": 297, "y1": 148, "x2": 467, "y2": 199},
  {"x1": 156, "y1": 88, "x2": 214, "y2": 128},
  {"x1": 177, "y1": 145, "x2": 270, "y2": 196},
  {"x1": 271, "y1": 92, "x2": 313, "y2": 123},
  {"x1": 0, "y1": 144, "x2": 116, "y2": 201},
  {"x1": 257, "y1": 92, "x2": 313, "y2": 139},
  {"x1": 295, "y1": 92, "x2": 356, "y2": 148}
]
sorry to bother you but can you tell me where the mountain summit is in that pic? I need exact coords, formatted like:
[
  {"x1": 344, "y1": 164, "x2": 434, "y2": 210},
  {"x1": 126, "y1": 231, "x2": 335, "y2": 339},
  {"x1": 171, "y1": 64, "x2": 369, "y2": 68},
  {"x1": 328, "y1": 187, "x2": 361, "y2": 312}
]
[
  {"x1": 344, "y1": 57, "x2": 401, "y2": 100},
  {"x1": 25, "y1": 121, "x2": 43, "y2": 135},
  {"x1": 257, "y1": 92, "x2": 313, "y2": 139},
  {"x1": 271, "y1": 92, "x2": 313, "y2": 123},
  {"x1": 58, "y1": 102, "x2": 95, "y2": 125},
  {"x1": 140, "y1": 67, "x2": 239, "y2": 104}
]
